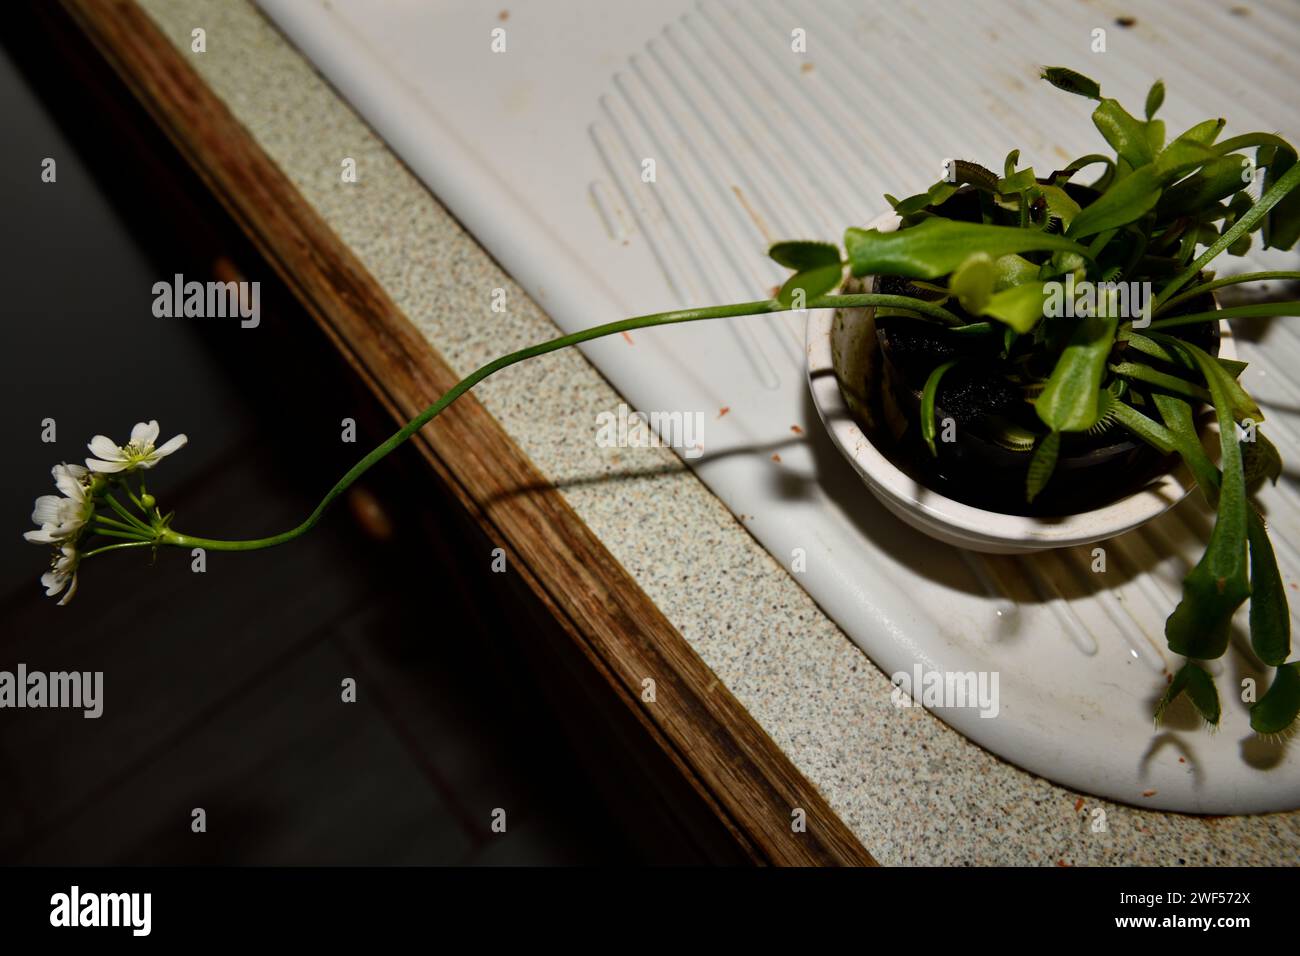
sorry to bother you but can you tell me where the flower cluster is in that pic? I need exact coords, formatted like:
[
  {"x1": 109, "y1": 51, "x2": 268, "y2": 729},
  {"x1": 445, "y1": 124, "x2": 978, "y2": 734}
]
[{"x1": 23, "y1": 421, "x2": 186, "y2": 604}]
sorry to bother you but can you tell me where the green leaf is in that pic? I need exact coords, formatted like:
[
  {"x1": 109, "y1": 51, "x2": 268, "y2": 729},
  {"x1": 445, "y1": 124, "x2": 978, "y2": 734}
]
[
  {"x1": 1246, "y1": 511, "x2": 1290, "y2": 667},
  {"x1": 1216, "y1": 133, "x2": 1293, "y2": 158},
  {"x1": 898, "y1": 165, "x2": 1003, "y2": 219},
  {"x1": 777, "y1": 262, "x2": 843, "y2": 307},
  {"x1": 1243, "y1": 429, "x2": 1283, "y2": 487},
  {"x1": 769, "y1": 240, "x2": 841, "y2": 272},
  {"x1": 845, "y1": 220, "x2": 1090, "y2": 279},
  {"x1": 1050, "y1": 153, "x2": 1115, "y2": 187},
  {"x1": 894, "y1": 182, "x2": 959, "y2": 217},
  {"x1": 1154, "y1": 336, "x2": 1262, "y2": 423},
  {"x1": 1036, "y1": 184, "x2": 1081, "y2": 228},
  {"x1": 1093, "y1": 98, "x2": 1154, "y2": 168},
  {"x1": 1259, "y1": 144, "x2": 1300, "y2": 250},
  {"x1": 1109, "y1": 361, "x2": 1210, "y2": 403},
  {"x1": 1147, "y1": 389, "x2": 1285, "y2": 678},
  {"x1": 1155, "y1": 159, "x2": 1300, "y2": 308},
  {"x1": 1124, "y1": 331, "x2": 1178, "y2": 364},
  {"x1": 1110, "y1": 397, "x2": 1176, "y2": 454},
  {"x1": 1146, "y1": 392, "x2": 1287, "y2": 672},
  {"x1": 945, "y1": 160, "x2": 1001, "y2": 192},
  {"x1": 1160, "y1": 341, "x2": 1251, "y2": 661},
  {"x1": 1251, "y1": 663, "x2": 1300, "y2": 736},
  {"x1": 921, "y1": 360, "x2": 961, "y2": 456},
  {"x1": 1147, "y1": 300, "x2": 1300, "y2": 333},
  {"x1": 1185, "y1": 666, "x2": 1223, "y2": 726},
  {"x1": 1034, "y1": 314, "x2": 1117, "y2": 431},
  {"x1": 1153, "y1": 393, "x2": 1219, "y2": 498},
  {"x1": 1049, "y1": 250, "x2": 1088, "y2": 278},
  {"x1": 980, "y1": 282, "x2": 1050, "y2": 334},
  {"x1": 992, "y1": 253, "x2": 1040, "y2": 290},
  {"x1": 1040, "y1": 66, "x2": 1101, "y2": 100},
  {"x1": 1153, "y1": 270, "x2": 1300, "y2": 318},
  {"x1": 1171, "y1": 117, "x2": 1225, "y2": 147},
  {"x1": 948, "y1": 253, "x2": 995, "y2": 314},
  {"x1": 1002, "y1": 325, "x2": 1017, "y2": 357},
  {"x1": 1218, "y1": 356, "x2": 1249, "y2": 379},
  {"x1": 1157, "y1": 155, "x2": 1254, "y2": 219},
  {"x1": 1156, "y1": 661, "x2": 1221, "y2": 727},
  {"x1": 998, "y1": 167, "x2": 1037, "y2": 195},
  {"x1": 1066, "y1": 164, "x2": 1162, "y2": 239},
  {"x1": 1153, "y1": 138, "x2": 1217, "y2": 181},
  {"x1": 1146, "y1": 119, "x2": 1167, "y2": 155},
  {"x1": 1026, "y1": 430, "x2": 1060, "y2": 502},
  {"x1": 1144, "y1": 79, "x2": 1165, "y2": 120},
  {"x1": 1225, "y1": 190, "x2": 1254, "y2": 233}
]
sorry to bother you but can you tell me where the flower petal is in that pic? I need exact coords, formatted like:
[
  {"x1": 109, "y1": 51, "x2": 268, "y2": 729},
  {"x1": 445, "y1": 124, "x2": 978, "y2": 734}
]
[
  {"x1": 154, "y1": 434, "x2": 188, "y2": 458},
  {"x1": 41, "y1": 569, "x2": 67, "y2": 597},
  {"x1": 58, "y1": 572, "x2": 78, "y2": 605},
  {"x1": 53, "y1": 465, "x2": 85, "y2": 501},
  {"x1": 24, "y1": 528, "x2": 57, "y2": 544},
  {"x1": 86, "y1": 457, "x2": 128, "y2": 474},
  {"x1": 131, "y1": 420, "x2": 160, "y2": 447},
  {"x1": 88, "y1": 435, "x2": 126, "y2": 461},
  {"x1": 31, "y1": 494, "x2": 64, "y2": 526}
]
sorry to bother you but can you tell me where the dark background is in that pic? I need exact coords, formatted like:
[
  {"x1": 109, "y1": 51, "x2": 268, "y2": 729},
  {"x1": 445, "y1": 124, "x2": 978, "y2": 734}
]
[{"x1": 0, "y1": 3, "x2": 741, "y2": 865}]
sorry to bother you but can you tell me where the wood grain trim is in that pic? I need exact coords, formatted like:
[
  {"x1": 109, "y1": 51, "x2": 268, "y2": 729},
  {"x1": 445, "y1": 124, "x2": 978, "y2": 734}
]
[{"x1": 58, "y1": 0, "x2": 876, "y2": 866}]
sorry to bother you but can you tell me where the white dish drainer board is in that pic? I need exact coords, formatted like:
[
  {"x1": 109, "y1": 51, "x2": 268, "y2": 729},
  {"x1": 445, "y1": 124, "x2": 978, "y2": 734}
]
[{"x1": 259, "y1": 0, "x2": 1300, "y2": 812}]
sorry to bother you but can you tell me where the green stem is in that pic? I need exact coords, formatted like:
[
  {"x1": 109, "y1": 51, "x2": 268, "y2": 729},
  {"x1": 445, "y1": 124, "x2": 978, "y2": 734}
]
[
  {"x1": 1087, "y1": 227, "x2": 1117, "y2": 260},
  {"x1": 95, "y1": 514, "x2": 151, "y2": 535},
  {"x1": 1109, "y1": 362, "x2": 1210, "y2": 403},
  {"x1": 1212, "y1": 133, "x2": 1293, "y2": 157},
  {"x1": 1110, "y1": 400, "x2": 1176, "y2": 455},
  {"x1": 921, "y1": 359, "x2": 961, "y2": 456},
  {"x1": 162, "y1": 292, "x2": 949, "y2": 552},
  {"x1": 1146, "y1": 299, "x2": 1300, "y2": 331},
  {"x1": 1050, "y1": 154, "x2": 1114, "y2": 186},
  {"x1": 123, "y1": 480, "x2": 150, "y2": 516},
  {"x1": 949, "y1": 322, "x2": 998, "y2": 336},
  {"x1": 103, "y1": 493, "x2": 153, "y2": 534},
  {"x1": 1155, "y1": 270, "x2": 1300, "y2": 316},
  {"x1": 92, "y1": 528, "x2": 153, "y2": 542},
  {"x1": 82, "y1": 541, "x2": 154, "y2": 560}
]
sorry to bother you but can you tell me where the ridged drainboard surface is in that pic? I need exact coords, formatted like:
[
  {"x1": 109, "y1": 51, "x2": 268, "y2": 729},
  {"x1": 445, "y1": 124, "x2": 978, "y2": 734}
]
[{"x1": 260, "y1": 0, "x2": 1300, "y2": 812}]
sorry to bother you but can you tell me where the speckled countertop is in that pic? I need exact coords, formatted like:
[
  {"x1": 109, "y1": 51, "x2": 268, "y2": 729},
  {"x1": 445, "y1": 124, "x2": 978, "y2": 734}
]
[{"x1": 135, "y1": 0, "x2": 1300, "y2": 864}]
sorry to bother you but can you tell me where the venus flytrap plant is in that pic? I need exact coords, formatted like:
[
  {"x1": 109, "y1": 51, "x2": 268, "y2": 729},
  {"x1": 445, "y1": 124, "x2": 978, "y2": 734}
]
[
  {"x1": 23, "y1": 72, "x2": 1300, "y2": 738},
  {"x1": 847, "y1": 68, "x2": 1300, "y2": 737}
]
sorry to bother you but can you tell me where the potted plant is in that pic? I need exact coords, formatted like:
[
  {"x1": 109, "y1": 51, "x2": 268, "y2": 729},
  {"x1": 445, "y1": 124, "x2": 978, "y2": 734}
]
[
  {"x1": 798, "y1": 68, "x2": 1300, "y2": 737},
  {"x1": 24, "y1": 69, "x2": 1300, "y2": 736}
]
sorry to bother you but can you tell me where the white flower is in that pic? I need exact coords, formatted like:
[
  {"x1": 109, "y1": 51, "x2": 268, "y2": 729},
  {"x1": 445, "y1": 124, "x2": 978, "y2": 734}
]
[
  {"x1": 24, "y1": 463, "x2": 92, "y2": 544},
  {"x1": 41, "y1": 544, "x2": 80, "y2": 605},
  {"x1": 86, "y1": 420, "x2": 187, "y2": 473}
]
